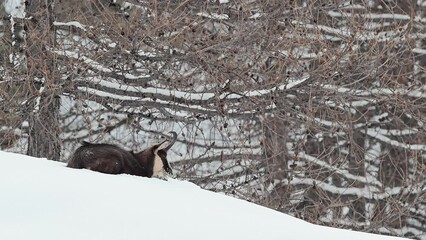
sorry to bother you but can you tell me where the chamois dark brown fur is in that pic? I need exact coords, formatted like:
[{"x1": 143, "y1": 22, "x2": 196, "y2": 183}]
[{"x1": 67, "y1": 132, "x2": 177, "y2": 178}]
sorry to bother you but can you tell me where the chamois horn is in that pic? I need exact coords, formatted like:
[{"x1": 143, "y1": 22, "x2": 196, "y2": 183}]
[{"x1": 162, "y1": 131, "x2": 177, "y2": 151}]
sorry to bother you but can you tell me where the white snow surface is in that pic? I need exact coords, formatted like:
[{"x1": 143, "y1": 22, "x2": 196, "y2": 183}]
[
  {"x1": 0, "y1": 151, "x2": 409, "y2": 240},
  {"x1": 3, "y1": 0, "x2": 25, "y2": 18}
]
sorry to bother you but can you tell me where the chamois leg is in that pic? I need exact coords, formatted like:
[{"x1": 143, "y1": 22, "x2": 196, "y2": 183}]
[{"x1": 151, "y1": 169, "x2": 169, "y2": 181}]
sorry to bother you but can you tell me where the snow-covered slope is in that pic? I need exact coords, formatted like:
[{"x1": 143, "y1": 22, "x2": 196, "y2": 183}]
[{"x1": 0, "y1": 151, "x2": 408, "y2": 240}]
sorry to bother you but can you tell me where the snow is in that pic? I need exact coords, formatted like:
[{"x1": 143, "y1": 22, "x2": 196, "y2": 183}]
[
  {"x1": 291, "y1": 20, "x2": 350, "y2": 38},
  {"x1": 322, "y1": 84, "x2": 426, "y2": 98},
  {"x1": 0, "y1": 151, "x2": 410, "y2": 240},
  {"x1": 50, "y1": 49, "x2": 150, "y2": 80},
  {"x1": 327, "y1": 11, "x2": 413, "y2": 21},
  {"x1": 3, "y1": 0, "x2": 25, "y2": 18},
  {"x1": 365, "y1": 128, "x2": 426, "y2": 151},
  {"x1": 53, "y1": 21, "x2": 87, "y2": 31},
  {"x1": 196, "y1": 12, "x2": 229, "y2": 20},
  {"x1": 289, "y1": 151, "x2": 383, "y2": 188},
  {"x1": 413, "y1": 48, "x2": 426, "y2": 55}
]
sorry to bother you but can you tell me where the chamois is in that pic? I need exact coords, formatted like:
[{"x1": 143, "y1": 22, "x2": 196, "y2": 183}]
[{"x1": 67, "y1": 132, "x2": 177, "y2": 178}]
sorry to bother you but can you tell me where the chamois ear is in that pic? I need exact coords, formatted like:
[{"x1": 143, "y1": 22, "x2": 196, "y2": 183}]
[
  {"x1": 149, "y1": 142, "x2": 162, "y2": 152},
  {"x1": 156, "y1": 140, "x2": 169, "y2": 151}
]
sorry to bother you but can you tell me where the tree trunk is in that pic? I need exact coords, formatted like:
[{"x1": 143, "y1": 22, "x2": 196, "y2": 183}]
[
  {"x1": 27, "y1": 95, "x2": 61, "y2": 160},
  {"x1": 26, "y1": 0, "x2": 61, "y2": 160}
]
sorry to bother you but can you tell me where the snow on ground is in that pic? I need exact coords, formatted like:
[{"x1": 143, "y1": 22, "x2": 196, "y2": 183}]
[{"x1": 0, "y1": 151, "x2": 409, "y2": 240}]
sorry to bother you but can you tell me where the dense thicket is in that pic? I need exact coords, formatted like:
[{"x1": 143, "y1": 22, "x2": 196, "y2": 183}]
[{"x1": 1, "y1": 0, "x2": 425, "y2": 238}]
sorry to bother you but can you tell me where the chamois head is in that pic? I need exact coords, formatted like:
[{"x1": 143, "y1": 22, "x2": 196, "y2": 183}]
[
  {"x1": 67, "y1": 131, "x2": 178, "y2": 178},
  {"x1": 132, "y1": 131, "x2": 177, "y2": 177}
]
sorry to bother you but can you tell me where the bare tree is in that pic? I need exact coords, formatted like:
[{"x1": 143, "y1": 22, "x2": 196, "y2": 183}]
[
  {"x1": 1, "y1": 0, "x2": 425, "y2": 239},
  {"x1": 1, "y1": 0, "x2": 61, "y2": 159},
  {"x1": 25, "y1": 0, "x2": 61, "y2": 159}
]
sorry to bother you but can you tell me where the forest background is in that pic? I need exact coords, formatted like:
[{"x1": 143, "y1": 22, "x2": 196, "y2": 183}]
[{"x1": 0, "y1": 0, "x2": 425, "y2": 239}]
